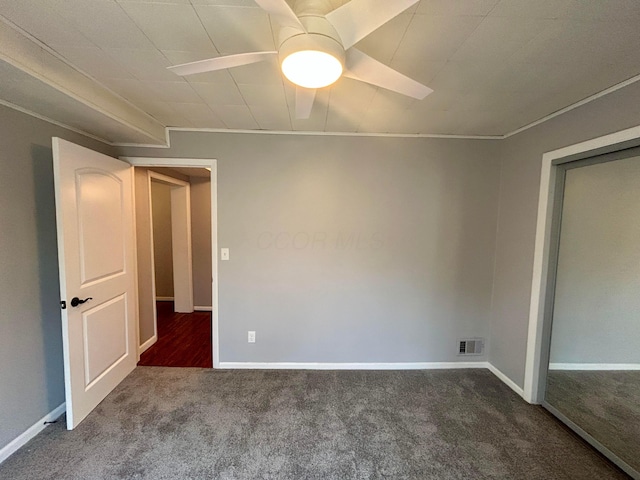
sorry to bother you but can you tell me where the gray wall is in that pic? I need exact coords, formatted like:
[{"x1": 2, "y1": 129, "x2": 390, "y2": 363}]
[
  {"x1": 0, "y1": 104, "x2": 116, "y2": 451},
  {"x1": 549, "y1": 156, "x2": 640, "y2": 365},
  {"x1": 190, "y1": 176, "x2": 213, "y2": 308},
  {"x1": 118, "y1": 133, "x2": 501, "y2": 363},
  {"x1": 490, "y1": 80, "x2": 640, "y2": 387},
  {"x1": 151, "y1": 181, "x2": 174, "y2": 298}
]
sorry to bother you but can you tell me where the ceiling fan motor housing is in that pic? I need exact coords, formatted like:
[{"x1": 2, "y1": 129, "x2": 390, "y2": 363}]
[
  {"x1": 278, "y1": 13, "x2": 346, "y2": 87},
  {"x1": 278, "y1": 14, "x2": 345, "y2": 88},
  {"x1": 292, "y1": 0, "x2": 334, "y2": 16}
]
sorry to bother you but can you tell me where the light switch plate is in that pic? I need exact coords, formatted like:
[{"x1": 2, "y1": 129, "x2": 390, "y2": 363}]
[{"x1": 221, "y1": 248, "x2": 229, "y2": 261}]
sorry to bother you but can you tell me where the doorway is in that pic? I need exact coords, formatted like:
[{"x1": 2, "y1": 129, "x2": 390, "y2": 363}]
[
  {"x1": 130, "y1": 163, "x2": 216, "y2": 368},
  {"x1": 139, "y1": 303, "x2": 212, "y2": 368},
  {"x1": 148, "y1": 171, "x2": 194, "y2": 313}
]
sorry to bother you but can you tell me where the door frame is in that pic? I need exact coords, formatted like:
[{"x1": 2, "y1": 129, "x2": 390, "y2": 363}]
[
  {"x1": 124, "y1": 157, "x2": 219, "y2": 369},
  {"x1": 523, "y1": 125, "x2": 640, "y2": 404},
  {"x1": 536, "y1": 148, "x2": 640, "y2": 480},
  {"x1": 148, "y1": 170, "x2": 194, "y2": 313}
]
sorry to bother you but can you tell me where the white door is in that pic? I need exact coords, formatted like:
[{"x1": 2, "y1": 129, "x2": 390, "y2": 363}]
[{"x1": 53, "y1": 138, "x2": 137, "y2": 430}]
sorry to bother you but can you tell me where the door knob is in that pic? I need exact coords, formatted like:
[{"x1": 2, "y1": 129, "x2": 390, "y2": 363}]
[{"x1": 70, "y1": 297, "x2": 93, "y2": 307}]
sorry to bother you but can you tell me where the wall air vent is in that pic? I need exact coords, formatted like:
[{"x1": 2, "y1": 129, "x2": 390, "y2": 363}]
[{"x1": 458, "y1": 338, "x2": 485, "y2": 356}]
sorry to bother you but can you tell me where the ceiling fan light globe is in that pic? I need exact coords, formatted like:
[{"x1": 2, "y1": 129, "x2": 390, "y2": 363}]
[{"x1": 282, "y1": 50, "x2": 343, "y2": 89}]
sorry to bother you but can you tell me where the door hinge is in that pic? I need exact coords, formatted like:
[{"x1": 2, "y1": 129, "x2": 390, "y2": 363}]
[{"x1": 60, "y1": 300, "x2": 67, "y2": 310}]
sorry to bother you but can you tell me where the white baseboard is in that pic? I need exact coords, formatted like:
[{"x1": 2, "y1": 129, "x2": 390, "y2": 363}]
[
  {"x1": 155, "y1": 296, "x2": 174, "y2": 301},
  {"x1": 216, "y1": 362, "x2": 528, "y2": 403},
  {"x1": 138, "y1": 334, "x2": 157, "y2": 354},
  {"x1": 218, "y1": 361, "x2": 490, "y2": 370},
  {"x1": 194, "y1": 306, "x2": 212, "y2": 311},
  {"x1": 549, "y1": 363, "x2": 640, "y2": 371},
  {"x1": 0, "y1": 403, "x2": 66, "y2": 465},
  {"x1": 487, "y1": 363, "x2": 525, "y2": 399}
]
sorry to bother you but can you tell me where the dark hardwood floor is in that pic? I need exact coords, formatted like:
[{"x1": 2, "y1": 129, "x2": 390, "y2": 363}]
[{"x1": 138, "y1": 301, "x2": 212, "y2": 368}]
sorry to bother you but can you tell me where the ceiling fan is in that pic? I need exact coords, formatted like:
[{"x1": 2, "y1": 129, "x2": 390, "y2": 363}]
[{"x1": 167, "y1": 0, "x2": 433, "y2": 119}]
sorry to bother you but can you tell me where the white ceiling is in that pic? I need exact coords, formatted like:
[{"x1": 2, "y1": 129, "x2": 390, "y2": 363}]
[{"x1": 0, "y1": 0, "x2": 639, "y2": 138}]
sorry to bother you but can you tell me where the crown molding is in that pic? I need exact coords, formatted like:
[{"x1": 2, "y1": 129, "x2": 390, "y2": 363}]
[
  {"x1": 162, "y1": 127, "x2": 502, "y2": 141},
  {"x1": 99, "y1": 71, "x2": 640, "y2": 147},
  {"x1": 503, "y1": 72, "x2": 640, "y2": 139},
  {"x1": 0, "y1": 99, "x2": 113, "y2": 145}
]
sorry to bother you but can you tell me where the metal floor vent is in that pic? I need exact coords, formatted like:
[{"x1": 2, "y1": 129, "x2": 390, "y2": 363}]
[{"x1": 458, "y1": 338, "x2": 484, "y2": 356}]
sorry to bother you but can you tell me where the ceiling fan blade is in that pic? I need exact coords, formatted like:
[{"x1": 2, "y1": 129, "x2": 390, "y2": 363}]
[
  {"x1": 295, "y1": 86, "x2": 316, "y2": 119},
  {"x1": 254, "y1": 0, "x2": 306, "y2": 32},
  {"x1": 326, "y1": 0, "x2": 418, "y2": 49},
  {"x1": 168, "y1": 51, "x2": 277, "y2": 76},
  {"x1": 343, "y1": 48, "x2": 433, "y2": 100}
]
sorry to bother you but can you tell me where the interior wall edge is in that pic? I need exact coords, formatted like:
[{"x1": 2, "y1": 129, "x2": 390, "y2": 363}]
[
  {"x1": 487, "y1": 363, "x2": 526, "y2": 400},
  {"x1": 139, "y1": 335, "x2": 157, "y2": 355}
]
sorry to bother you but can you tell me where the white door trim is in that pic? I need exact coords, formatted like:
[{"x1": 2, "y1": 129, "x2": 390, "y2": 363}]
[
  {"x1": 122, "y1": 157, "x2": 219, "y2": 369},
  {"x1": 523, "y1": 125, "x2": 640, "y2": 403},
  {"x1": 142, "y1": 171, "x2": 158, "y2": 353},
  {"x1": 148, "y1": 170, "x2": 194, "y2": 313}
]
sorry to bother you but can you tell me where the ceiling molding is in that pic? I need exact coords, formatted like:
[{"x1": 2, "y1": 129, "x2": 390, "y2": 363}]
[
  {"x1": 504, "y1": 73, "x2": 640, "y2": 139},
  {"x1": 0, "y1": 16, "x2": 166, "y2": 144},
  {"x1": 0, "y1": 97, "x2": 172, "y2": 148},
  {"x1": 161, "y1": 127, "x2": 503, "y2": 140},
  {"x1": 109, "y1": 73, "x2": 640, "y2": 147},
  {"x1": 6, "y1": 66, "x2": 639, "y2": 148},
  {"x1": 0, "y1": 98, "x2": 112, "y2": 146}
]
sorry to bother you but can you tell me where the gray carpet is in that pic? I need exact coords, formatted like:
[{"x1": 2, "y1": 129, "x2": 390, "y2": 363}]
[
  {"x1": 0, "y1": 368, "x2": 628, "y2": 480},
  {"x1": 546, "y1": 370, "x2": 640, "y2": 473}
]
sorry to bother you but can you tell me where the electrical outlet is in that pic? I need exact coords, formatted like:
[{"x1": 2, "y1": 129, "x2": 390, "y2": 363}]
[{"x1": 248, "y1": 331, "x2": 256, "y2": 343}]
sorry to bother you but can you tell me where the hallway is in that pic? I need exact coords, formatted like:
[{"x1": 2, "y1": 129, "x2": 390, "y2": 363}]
[{"x1": 138, "y1": 302, "x2": 212, "y2": 368}]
